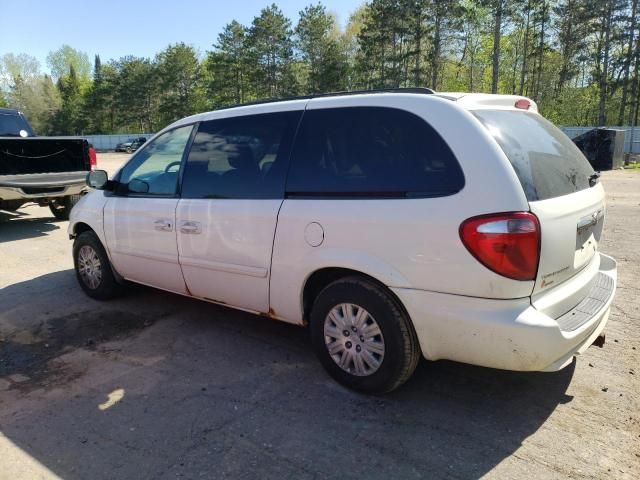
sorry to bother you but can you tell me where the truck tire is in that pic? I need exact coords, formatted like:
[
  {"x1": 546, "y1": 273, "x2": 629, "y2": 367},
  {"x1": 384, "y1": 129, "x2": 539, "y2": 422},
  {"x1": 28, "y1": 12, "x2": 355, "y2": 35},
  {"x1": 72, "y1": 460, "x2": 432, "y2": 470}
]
[
  {"x1": 49, "y1": 194, "x2": 81, "y2": 221},
  {"x1": 309, "y1": 276, "x2": 421, "y2": 394}
]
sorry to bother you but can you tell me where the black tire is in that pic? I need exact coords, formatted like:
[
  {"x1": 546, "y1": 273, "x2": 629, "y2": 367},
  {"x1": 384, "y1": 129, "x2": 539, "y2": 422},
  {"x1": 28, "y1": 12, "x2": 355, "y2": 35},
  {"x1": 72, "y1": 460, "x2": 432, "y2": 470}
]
[
  {"x1": 310, "y1": 276, "x2": 421, "y2": 394},
  {"x1": 73, "y1": 230, "x2": 122, "y2": 300},
  {"x1": 49, "y1": 194, "x2": 81, "y2": 221}
]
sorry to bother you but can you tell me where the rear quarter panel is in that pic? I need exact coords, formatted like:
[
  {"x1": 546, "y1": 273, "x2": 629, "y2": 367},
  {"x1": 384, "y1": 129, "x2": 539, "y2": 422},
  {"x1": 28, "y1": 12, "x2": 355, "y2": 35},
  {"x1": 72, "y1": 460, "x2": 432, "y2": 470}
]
[{"x1": 270, "y1": 95, "x2": 533, "y2": 324}]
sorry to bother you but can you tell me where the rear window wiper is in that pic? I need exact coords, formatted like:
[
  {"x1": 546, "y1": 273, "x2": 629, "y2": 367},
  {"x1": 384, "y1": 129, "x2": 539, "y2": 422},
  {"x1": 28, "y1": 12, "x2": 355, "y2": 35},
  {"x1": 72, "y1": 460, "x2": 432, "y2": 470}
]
[{"x1": 589, "y1": 171, "x2": 601, "y2": 187}]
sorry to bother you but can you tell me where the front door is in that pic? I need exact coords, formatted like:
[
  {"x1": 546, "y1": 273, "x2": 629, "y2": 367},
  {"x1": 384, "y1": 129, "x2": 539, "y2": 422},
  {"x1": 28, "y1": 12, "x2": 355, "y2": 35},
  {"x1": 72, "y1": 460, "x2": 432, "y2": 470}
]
[
  {"x1": 176, "y1": 110, "x2": 302, "y2": 312},
  {"x1": 104, "y1": 125, "x2": 194, "y2": 293}
]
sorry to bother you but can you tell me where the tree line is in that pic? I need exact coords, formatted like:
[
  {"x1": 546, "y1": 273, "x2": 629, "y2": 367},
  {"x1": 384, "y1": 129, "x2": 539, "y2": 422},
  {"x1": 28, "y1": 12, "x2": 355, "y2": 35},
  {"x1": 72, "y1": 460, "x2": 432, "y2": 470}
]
[{"x1": 1, "y1": 0, "x2": 639, "y2": 135}]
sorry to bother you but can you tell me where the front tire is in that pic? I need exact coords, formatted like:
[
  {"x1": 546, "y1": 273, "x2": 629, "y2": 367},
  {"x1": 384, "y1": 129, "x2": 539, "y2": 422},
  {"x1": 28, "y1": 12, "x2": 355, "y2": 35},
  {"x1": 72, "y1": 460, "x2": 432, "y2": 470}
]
[
  {"x1": 73, "y1": 231, "x2": 121, "y2": 300},
  {"x1": 310, "y1": 276, "x2": 421, "y2": 394}
]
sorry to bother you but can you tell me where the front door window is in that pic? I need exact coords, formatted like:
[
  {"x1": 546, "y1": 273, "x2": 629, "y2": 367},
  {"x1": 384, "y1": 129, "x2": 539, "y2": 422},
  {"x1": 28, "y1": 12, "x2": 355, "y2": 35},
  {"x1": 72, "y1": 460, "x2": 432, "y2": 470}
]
[{"x1": 118, "y1": 125, "x2": 193, "y2": 195}]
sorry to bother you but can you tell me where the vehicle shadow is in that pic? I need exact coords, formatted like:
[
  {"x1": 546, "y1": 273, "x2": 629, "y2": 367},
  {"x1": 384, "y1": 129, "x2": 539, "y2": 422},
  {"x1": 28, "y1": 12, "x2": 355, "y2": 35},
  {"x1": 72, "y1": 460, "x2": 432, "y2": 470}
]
[
  {"x1": 0, "y1": 270, "x2": 575, "y2": 479},
  {"x1": 0, "y1": 209, "x2": 60, "y2": 243}
]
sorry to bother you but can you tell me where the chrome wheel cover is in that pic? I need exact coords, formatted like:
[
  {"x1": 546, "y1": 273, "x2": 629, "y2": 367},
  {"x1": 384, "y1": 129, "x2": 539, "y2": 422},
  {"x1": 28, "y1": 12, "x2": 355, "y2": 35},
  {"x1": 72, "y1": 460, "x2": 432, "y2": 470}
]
[
  {"x1": 77, "y1": 245, "x2": 102, "y2": 290},
  {"x1": 324, "y1": 303, "x2": 385, "y2": 376}
]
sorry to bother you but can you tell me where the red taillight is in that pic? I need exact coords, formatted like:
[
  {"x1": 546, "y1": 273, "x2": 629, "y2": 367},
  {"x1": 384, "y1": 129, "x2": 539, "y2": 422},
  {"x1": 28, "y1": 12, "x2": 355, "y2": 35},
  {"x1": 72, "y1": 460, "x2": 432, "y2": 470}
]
[
  {"x1": 459, "y1": 212, "x2": 540, "y2": 281},
  {"x1": 89, "y1": 147, "x2": 97, "y2": 170},
  {"x1": 514, "y1": 98, "x2": 531, "y2": 110}
]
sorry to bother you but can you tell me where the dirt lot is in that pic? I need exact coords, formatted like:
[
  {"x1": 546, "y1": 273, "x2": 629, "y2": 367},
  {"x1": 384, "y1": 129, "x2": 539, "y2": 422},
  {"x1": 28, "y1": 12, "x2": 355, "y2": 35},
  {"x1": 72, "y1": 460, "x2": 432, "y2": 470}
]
[{"x1": 0, "y1": 158, "x2": 638, "y2": 480}]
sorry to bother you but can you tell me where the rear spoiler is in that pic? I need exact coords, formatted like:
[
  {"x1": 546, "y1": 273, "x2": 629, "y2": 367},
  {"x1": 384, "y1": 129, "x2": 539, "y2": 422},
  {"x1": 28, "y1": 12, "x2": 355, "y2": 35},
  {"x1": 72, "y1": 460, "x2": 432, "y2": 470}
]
[{"x1": 434, "y1": 93, "x2": 539, "y2": 113}]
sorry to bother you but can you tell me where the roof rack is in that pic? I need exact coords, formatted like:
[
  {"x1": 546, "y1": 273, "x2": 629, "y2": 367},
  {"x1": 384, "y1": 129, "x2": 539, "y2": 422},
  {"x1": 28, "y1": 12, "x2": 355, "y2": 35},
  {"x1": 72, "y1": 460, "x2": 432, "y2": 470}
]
[{"x1": 215, "y1": 87, "x2": 435, "y2": 111}]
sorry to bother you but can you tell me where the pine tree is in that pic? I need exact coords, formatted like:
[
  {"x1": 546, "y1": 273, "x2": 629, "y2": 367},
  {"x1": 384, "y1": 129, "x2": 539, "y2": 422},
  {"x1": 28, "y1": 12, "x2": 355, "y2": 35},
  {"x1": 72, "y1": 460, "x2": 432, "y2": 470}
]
[
  {"x1": 206, "y1": 21, "x2": 251, "y2": 107},
  {"x1": 296, "y1": 4, "x2": 348, "y2": 93},
  {"x1": 246, "y1": 4, "x2": 296, "y2": 98},
  {"x1": 155, "y1": 43, "x2": 204, "y2": 125}
]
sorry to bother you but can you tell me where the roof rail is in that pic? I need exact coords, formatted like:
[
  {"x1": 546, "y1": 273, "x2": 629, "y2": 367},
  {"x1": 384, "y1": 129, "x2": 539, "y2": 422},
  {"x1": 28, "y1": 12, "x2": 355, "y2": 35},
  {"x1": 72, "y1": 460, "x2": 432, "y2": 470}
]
[{"x1": 215, "y1": 87, "x2": 435, "y2": 111}]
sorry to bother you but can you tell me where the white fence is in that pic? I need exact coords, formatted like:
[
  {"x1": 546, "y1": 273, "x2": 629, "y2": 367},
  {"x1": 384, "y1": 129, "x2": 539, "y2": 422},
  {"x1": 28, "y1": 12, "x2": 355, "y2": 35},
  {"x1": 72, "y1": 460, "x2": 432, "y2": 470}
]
[{"x1": 62, "y1": 127, "x2": 640, "y2": 153}]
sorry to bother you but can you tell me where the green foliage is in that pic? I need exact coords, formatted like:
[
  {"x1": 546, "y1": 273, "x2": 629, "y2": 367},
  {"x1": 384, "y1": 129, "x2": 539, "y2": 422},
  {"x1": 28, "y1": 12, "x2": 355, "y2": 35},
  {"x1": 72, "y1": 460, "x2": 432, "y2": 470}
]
[
  {"x1": 1, "y1": 0, "x2": 639, "y2": 133},
  {"x1": 296, "y1": 4, "x2": 348, "y2": 93},
  {"x1": 0, "y1": 54, "x2": 61, "y2": 133},
  {"x1": 246, "y1": 4, "x2": 297, "y2": 98},
  {"x1": 50, "y1": 65, "x2": 88, "y2": 134},
  {"x1": 205, "y1": 21, "x2": 252, "y2": 107},
  {"x1": 156, "y1": 43, "x2": 205, "y2": 126},
  {"x1": 46, "y1": 45, "x2": 91, "y2": 82}
]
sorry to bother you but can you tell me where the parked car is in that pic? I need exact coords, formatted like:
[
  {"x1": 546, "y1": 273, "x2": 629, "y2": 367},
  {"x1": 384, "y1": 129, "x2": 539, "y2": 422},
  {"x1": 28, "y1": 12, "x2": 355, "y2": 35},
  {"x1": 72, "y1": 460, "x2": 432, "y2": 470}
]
[
  {"x1": 115, "y1": 137, "x2": 146, "y2": 153},
  {"x1": 129, "y1": 137, "x2": 147, "y2": 152},
  {"x1": 0, "y1": 108, "x2": 95, "y2": 220},
  {"x1": 69, "y1": 89, "x2": 617, "y2": 393}
]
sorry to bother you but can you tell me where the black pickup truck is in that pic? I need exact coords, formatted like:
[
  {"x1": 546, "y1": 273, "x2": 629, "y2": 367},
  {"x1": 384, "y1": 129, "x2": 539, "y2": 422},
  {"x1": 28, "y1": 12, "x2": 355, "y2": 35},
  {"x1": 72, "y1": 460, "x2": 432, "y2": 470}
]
[{"x1": 0, "y1": 108, "x2": 95, "y2": 220}]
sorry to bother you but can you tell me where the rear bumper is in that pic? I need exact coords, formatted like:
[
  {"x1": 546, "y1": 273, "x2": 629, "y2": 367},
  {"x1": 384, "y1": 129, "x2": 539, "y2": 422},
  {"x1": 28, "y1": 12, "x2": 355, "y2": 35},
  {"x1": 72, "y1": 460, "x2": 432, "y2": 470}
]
[
  {"x1": 393, "y1": 253, "x2": 617, "y2": 372},
  {"x1": 0, "y1": 172, "x2": 88, "y2": 201}
]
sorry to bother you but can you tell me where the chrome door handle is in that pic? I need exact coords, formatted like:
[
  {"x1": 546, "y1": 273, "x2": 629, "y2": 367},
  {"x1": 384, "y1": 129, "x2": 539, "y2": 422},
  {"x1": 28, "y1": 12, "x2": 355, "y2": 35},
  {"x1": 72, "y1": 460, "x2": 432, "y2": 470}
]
[
  {"x1": 153, "y1": 219, "x2": 173, "y2": 232},
  {"x1": 180, "y1": 221, "x2": 201, "y2": 234}
]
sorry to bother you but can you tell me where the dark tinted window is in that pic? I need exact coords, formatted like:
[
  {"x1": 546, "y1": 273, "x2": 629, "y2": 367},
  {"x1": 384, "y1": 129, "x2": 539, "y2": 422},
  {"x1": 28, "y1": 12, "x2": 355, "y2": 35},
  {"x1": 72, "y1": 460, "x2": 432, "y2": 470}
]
[
  {"x1": 0, "y1": 112, "x2": 33, "y2": 136},
  {"x1": 473, "y1": 110, "x2": 594, "y2": 201},
  {"x1": 286, "y1": 107, "x2": 464, "y2": 197},
  {"x1": 181, "y1": 111, "x2": 302, "y2": 199}
]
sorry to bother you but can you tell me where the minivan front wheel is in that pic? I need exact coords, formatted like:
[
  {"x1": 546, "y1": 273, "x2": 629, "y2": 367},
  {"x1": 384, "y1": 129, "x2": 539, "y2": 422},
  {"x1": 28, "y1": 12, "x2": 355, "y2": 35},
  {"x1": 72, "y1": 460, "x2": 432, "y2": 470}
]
[
  {"x1": 310, "y1": 276, "x2": 421, "y2": 394},
  {"x1": 73, "y1": 231, "x2": 121, "y2": 300}
]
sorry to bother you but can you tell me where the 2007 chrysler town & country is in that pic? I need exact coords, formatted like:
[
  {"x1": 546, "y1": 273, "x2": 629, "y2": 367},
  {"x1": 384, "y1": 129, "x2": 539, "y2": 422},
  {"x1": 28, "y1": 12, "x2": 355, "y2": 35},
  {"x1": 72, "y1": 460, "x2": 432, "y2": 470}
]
[{"x1": 69, "y1": 89, "x2": 617, "y2": 393}]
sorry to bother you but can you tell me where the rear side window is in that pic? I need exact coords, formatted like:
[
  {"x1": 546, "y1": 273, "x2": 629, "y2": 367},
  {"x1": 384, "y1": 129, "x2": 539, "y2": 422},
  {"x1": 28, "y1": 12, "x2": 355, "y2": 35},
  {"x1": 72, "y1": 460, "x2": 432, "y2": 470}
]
[
  {"x1": 473, "y1": 110, "x2": 594, "y2": 201},
  {"x1": 181, "y1": 111, "x2": 302, "y2": 199},
  {"x1": 286, "y1": 107, "x2": 464, "y2": 197}
]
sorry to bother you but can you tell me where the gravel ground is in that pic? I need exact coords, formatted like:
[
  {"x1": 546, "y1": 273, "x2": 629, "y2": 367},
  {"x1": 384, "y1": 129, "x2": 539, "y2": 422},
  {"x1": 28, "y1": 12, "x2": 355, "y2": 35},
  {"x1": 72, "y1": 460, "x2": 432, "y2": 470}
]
[{"x1": 0, "y1": 160, "x2": 638, "y2": 480}]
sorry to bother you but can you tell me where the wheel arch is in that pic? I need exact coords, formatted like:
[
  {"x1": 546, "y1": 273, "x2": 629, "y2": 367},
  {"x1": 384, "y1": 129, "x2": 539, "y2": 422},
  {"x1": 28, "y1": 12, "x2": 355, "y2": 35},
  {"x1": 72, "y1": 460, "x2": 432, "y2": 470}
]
[
  {"x1": 71, "y1": 221, "x2": 94, "y2": 237},
  {"x1": 301, "y1": 267, "x2": 413, "y2": 328},
  {"x1": 72, "y1": 223, "x2": 124, "y2": 284}
]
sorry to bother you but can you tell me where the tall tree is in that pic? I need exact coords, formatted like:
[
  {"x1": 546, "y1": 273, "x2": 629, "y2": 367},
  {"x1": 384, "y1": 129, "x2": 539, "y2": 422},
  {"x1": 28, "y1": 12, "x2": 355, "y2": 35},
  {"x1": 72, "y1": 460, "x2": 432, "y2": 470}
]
[
  {"x1": 206, "y1": 21, "x2": 252, "y2": 107},
  {"x1": 115, "y1": 56, "x2": 158, "y2": 132},
  {"x1": 246, "y1": 4, "x2": 296, "y2": 98},
  {"x1": 0, "y1": 54, "x2": 61, "y2": 132},
  {"x1": 155, "y1": 43, "x2": 205, "y2": 125},
  {"x1": 51, "y1": 65, "x2": 86, "y2": 134},
  {"x1": 628, "y1": 23, "x2": 640, "y2": 127},
  {"x1": 491, "y1": 0, "x2": 505, "y2": 93},
  {"x1": 46, "y1": 45, "x2": 91, "y2": 82},
  {"x1": 617, "y1": 0, "x2": 638, "y2": 124},
  {"x1": 555, "y1": 0, "x2": 589, "y2": 93},
  {"x1": 592, "y1": 0, "x2": 626, "y2": 125},
  {"x1": 296, "y1": 3, "x2": 348, "y2": 93}
]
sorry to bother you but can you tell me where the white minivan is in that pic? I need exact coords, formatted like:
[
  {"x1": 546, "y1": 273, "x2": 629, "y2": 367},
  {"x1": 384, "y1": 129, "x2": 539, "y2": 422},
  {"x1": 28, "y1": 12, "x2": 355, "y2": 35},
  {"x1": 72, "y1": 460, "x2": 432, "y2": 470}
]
[{"x1": 69, "y1": 89, "x2": 617, "y2": 393}]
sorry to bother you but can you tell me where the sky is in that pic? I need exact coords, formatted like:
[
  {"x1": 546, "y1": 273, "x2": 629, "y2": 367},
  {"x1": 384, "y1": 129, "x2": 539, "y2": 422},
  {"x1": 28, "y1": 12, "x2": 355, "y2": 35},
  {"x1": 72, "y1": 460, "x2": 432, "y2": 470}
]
[{"x1": 0, "y1": 0, "x2": 364, "y2": 74}]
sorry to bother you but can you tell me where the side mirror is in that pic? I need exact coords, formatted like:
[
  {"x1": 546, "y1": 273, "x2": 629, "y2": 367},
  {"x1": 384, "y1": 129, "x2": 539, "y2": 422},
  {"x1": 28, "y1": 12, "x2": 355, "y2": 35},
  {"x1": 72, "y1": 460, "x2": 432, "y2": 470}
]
[
  {"x1": 128, "y1": 178, "x2": 150, "y2": 193},
  {"x1": 87, "y1": 170, "x2": 108, "y2": 189}
]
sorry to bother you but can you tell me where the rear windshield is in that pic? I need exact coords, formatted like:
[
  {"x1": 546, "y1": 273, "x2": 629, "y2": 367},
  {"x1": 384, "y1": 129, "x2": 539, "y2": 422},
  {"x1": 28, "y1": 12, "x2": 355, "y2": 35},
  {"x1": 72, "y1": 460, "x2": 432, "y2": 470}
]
[
  {"x1": 473, "y1": 110, "x2": 594, "y2": 201},
  {"x1": 0, "y1": 112, "x2": 33, "y2": 136}
]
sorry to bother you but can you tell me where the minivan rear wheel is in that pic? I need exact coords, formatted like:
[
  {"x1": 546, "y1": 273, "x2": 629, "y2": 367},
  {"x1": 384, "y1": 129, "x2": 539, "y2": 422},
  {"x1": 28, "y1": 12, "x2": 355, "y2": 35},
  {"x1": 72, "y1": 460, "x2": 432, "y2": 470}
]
[{"x1": 310, "y1": 276, "x2": 420, "y2": 394}]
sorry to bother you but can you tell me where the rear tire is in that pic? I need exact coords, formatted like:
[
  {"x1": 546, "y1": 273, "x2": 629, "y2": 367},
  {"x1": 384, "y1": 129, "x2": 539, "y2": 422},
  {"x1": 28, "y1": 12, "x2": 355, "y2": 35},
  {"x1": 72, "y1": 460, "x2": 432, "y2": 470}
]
[
  {"x1": 309, "y1": 276, "x2": 421, "y2": 394},
  {"x1": 49, "y1": 194, "x2": 81, "y2": 221},
  {"x1": 73, "y1": 231, "x2": 122, "y2": 300}
]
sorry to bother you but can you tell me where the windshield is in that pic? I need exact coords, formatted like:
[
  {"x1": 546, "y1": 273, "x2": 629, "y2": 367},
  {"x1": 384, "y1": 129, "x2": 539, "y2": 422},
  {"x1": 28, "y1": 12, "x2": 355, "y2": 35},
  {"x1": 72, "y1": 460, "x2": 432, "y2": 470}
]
[
  {"x1": 473, "y1": 110, "x2": 594, "y2": 201},
  {"x1": 0, "y1": 112, "x2": 33, "y2": 136}
]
